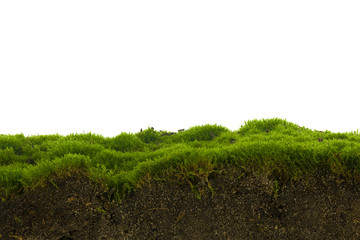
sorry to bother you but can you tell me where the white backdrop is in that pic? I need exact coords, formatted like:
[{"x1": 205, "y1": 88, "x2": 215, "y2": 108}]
[{"x1": 1, "y1": 1, "x2": 359, "y2": 137}]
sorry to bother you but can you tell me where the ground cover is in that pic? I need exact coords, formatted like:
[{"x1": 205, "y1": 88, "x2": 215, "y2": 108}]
[{"x1": 1, "y1": 118, "x2": 360, "y2": 239}]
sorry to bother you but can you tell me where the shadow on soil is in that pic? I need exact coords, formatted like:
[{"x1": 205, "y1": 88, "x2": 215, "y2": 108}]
[{"x1": 1, "y1": 167, "x2": 360, "y2": 240}]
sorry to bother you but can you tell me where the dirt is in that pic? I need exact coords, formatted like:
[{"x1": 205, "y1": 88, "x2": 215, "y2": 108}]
[{"x1": 1, "y1": 167, "x2": 360, "y2": 240}]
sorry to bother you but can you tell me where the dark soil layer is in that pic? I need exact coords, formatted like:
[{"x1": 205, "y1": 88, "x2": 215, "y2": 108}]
[{"x1": 1, "y1": 168, "x2": 360, "y2": 240}]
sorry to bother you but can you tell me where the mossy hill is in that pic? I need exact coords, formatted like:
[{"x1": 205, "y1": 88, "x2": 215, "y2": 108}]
[
  {"x1": 1, "y1": 118, "x2": 359, "y2": 202},
  {"x1": 2, "y1": 118, "x2": 360, "y2": 239}
]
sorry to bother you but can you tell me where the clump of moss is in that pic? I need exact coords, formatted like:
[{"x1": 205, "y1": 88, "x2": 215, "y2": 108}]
[{"x1": 1, "y1": 118, "x2": 360, "y2": 202}]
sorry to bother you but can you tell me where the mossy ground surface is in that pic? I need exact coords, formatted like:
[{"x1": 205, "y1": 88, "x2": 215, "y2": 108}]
[{"x1": 1, "y1": 118, "x2": 360, "y2": 239}]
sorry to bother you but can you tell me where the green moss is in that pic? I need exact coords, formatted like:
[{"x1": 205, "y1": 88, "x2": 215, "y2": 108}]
[{"x1": 1, "y1": 118, "x2": 360, "y2": 201}]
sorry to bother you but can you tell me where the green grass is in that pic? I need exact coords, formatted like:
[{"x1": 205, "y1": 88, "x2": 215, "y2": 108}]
[{"x1": 1, "y1": 118, "x2": 360, "y2": 202}]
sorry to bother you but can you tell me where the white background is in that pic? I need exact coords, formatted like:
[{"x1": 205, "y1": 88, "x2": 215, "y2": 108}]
[{"x1": 1, "y1": 1, "x2": 359, "y2": 137}]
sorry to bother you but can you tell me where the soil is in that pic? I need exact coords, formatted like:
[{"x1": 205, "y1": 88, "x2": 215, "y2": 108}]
[{"x1": 1, "y1": 167, "x2": 360, "y2": 240}]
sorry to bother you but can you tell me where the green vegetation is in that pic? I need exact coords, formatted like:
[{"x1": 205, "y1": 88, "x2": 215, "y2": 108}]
[{"x1": 1, "y1": 118, "x2": 360, "y2": 202}]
